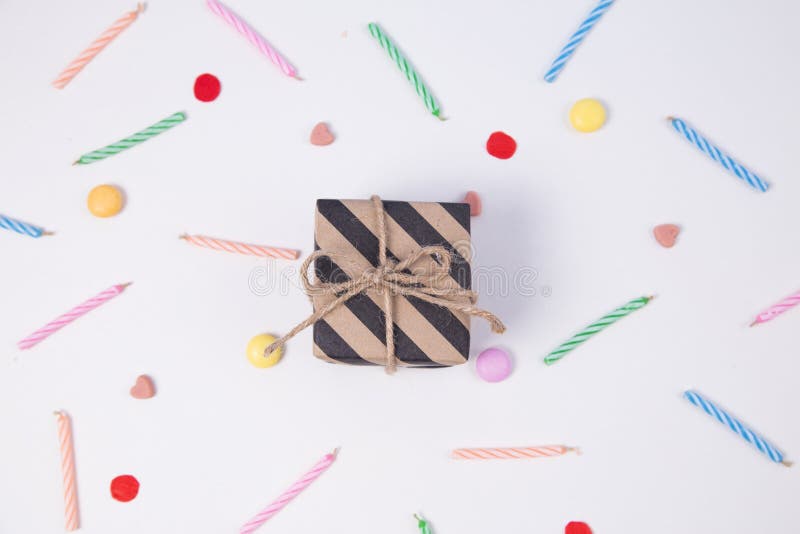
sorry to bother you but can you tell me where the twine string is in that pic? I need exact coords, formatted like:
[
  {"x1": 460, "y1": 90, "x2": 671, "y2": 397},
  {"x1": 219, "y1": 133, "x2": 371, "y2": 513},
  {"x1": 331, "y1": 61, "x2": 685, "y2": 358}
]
[{"x1": 265, "y1": 195, "x2": 505, "y2": 373}]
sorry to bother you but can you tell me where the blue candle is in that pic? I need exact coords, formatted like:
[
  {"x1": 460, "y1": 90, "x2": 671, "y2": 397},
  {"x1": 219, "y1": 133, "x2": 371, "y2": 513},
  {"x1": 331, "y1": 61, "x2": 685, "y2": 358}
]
[
  {"x1": 544, "y1": 0, "x2": 615, "y2": 83},
  {"x1": 669, "y1": 117, "x2": 769, "y2": 192},
  {"x1": 0, "y1": 214, "x2": 47, "y2": 238},
  {"x1": 684, "y1": 390, "x2": 790, "y2": 466}
]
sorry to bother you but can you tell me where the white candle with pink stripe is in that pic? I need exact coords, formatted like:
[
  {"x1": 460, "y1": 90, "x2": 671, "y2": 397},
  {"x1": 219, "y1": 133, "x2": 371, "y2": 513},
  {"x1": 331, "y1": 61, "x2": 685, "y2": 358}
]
[
  {"x1": 18, "y1": 283, "x2": 131, "y2": 350},
  {"x1": 180, "y1": 234, "x2": 299, "y2": 260},
  {"x1": 240, "y1": 450, "x2": 337, "y2": 534},
  {"x1": 750, "y1": 289, "x2": 800, "y2": 326},
  {"x1": 206, "y1": 0, "x2": 298, "y2": 78},
  {"x1": 451, "y1": 445, "x2": 579, "y2": 460}
]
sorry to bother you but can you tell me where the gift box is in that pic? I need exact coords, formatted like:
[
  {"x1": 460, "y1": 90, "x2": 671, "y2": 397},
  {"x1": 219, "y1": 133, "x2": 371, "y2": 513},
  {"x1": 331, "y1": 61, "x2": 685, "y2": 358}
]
[{"x1": 312, "y1": 198, "x2": 474, "y2": 367}]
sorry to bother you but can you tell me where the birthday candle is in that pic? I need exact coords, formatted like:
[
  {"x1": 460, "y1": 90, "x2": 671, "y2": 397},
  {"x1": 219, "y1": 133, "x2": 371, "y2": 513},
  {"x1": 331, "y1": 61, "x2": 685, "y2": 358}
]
[
  {"x1": 414, "y1": 514, "x2": 432, "y2": 534},
  {"x1": 180, "y1": 234, "x2": 299, "y2": 260},
  {"x1": 206, "y1": 0, "x2": 298, "y2": 78},
  {"x1": 668, "y1": 117, "x2": 769, "y2": 192},
  {"x1": 18, "y1": 283, "x2": 131, "y2": 350},
  {"x1": 451, "y1": 445, "x2": 578, "y2": 460},
  {"x1": 239, "y1": 450, "x2": 337, "y2": 534},
  {"x1": 54, "y1": 411, "x2": 80, "y2": 531},
  {"x1": 0, "y1": 214, "x2": 48, "y2": 238},
  {"x1": 74, "y1": 112, "x2": 186, "y2": 165},
  {"x1": 368, "y1": 23, "x2": 443, "y2": 119},
  {"x1": 683, "y1": 390, "x2": 791, "y2": 466},
  {"x1": 545, "y1": 296, "x2": 653, "y2": 365},
  {"x1": 52, "y1": 3, "x2": 145, "y2": 89},
  {"x1": 750, "y1": 289, "x2": 800, "y2": 326},
  {"x1": 544, "y1": 0, "x2": 615, "y2": 83}
]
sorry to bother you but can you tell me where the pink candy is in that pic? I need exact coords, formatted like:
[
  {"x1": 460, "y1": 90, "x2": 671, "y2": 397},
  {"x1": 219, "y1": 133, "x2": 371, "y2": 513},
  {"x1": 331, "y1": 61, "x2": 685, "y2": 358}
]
[{"x1": 475, "y1": 347, "x2": 512, "y2": 382}]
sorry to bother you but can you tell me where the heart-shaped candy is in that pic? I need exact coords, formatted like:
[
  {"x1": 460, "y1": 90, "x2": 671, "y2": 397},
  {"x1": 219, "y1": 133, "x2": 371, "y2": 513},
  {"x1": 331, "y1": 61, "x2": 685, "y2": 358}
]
[
  {"x1": 310, "y1": 122, "x2": 335, "y2": 146},
  {"x1": 653, "y1": 224, "x2": 680, "y2": 248},
  {"x1": 463, "y1": 191, "x2": 482, "y2": 216},
  {"x1": 130, "y1": 375, "x2": 155, "y2": 399}
]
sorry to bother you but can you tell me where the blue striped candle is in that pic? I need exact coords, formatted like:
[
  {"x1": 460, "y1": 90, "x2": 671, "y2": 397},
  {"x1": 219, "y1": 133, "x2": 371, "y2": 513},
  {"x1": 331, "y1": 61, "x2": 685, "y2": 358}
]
[
  {"x1": 0, "y1": 214, "x2": 47, "y2": 238},
  {"x1": 684, "y1": 390, "x2": 790, "y2": 466},
  {"x1": 544, "y1": 0, "x2": 615, "y2": 83},
  {"x1": 669, "y1": 117, "x2": 769, "y2": 192}
]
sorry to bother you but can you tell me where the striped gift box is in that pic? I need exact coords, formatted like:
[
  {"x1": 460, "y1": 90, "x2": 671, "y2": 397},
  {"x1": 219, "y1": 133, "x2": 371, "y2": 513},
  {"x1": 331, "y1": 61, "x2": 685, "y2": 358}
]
[{"x1": 312, "y1": 199, "x2": 472, "y2": 367}]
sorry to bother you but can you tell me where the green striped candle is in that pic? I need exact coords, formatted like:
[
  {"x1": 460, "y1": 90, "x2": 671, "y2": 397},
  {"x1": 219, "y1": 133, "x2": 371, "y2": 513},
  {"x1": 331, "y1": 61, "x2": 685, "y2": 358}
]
[
  {"x1": 368, "y1": 22, "x2": 443, "y2": 119},
  {"x1": 74, "y1": 111, "x2": 187, "y2": 165},
  {"x1": 545, "y1": 296, "x2": 653, "y2": 365}
]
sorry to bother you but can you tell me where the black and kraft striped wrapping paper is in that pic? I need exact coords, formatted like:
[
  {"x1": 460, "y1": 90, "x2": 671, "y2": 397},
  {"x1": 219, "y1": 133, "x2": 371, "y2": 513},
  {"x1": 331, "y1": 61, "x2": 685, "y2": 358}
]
[{"x1": 312, "y1": 199, "x2": 472, "y2": 367}]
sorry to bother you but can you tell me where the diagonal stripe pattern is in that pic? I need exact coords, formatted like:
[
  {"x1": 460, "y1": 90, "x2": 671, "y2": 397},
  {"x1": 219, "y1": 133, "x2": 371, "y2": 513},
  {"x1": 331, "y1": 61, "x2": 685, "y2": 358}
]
[
  {"x1": 544, "y1": 0, "x2": 615, "y2": 83},
  {"x1": 368, "y1": 23, "x2": 441, "y2": 118},
  {"x1": 75, "y1": 111, "x2": 186, "y2": 165},
  {"x1": 683, "y1": 390, "x2": 788, "y2": 464},
  {"x1": 312, "y1": 199, "x2": 472, "y2": 367},
  {"x1": 452, "y1": 445, "x2": 576, "y2": 460},
  {"x1": 670, "y1": 117, "x2": 769, "y2": 192},
  {"x1": 55, "y1": 411, "x2": 80, "y2": 531},
  {"x1": 0, "y1": 214, "x2": 45, "y2": 238},
  {"x1": 545, "y1": 296, "x2": 652, "y2": 365}
]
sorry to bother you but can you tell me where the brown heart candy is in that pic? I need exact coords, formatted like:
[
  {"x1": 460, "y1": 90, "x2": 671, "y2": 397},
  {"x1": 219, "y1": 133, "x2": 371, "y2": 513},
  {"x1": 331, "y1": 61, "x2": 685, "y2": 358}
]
[
  {"x1": 130, "y1": 375, "x2": 155, "y2": 399},
  {"x1": 653, "y1": 224, "x2": 680, "y2": 248},
  {"x1": 310, "y1": 122, "x2": 335, "y2": 146}
]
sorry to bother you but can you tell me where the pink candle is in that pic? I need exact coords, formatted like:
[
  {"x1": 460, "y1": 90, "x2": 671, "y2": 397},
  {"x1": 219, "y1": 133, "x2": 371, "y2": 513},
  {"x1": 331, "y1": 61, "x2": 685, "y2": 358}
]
[
  {"x1": 206, "y1": 0, "x2": 298, "y2": 78},
  {"x1": 240, "y1": 450, "x2": 337, "y2": 534},
  {"x1": 54, "y1": 411, "x2": 80, "y2": 531},
  {"x1": 180, "y1": 234, "x2": 299, "y2": 260},
  {"x1": 18, "y1": 283, "x2": 131, "y2": 350},
  {"x1": 52, "y1": 4, "x2": 145, "y2": 89},
  {"x1": 750, "y1": 289, "x2": 800, "y2": 326}
]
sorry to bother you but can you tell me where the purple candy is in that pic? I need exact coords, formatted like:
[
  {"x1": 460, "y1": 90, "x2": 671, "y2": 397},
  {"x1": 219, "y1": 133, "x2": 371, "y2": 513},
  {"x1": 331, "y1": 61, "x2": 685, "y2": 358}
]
[{"x1": 475, "y1": 347, "x2": 512, "y2": 382}]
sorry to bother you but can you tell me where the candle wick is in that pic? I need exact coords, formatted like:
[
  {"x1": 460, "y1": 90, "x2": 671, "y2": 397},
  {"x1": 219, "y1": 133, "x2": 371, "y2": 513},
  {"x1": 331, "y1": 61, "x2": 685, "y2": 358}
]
[
  {"x1": 666, "y1": 116, "x2": 675, "y2": 121},
  {"x1": 178, "y1": 234, "x2": 189, "y2": 240},
  {"x1": 136, "y1": 2, "x2": 146, "y2": 14},
  {"x1": 42, "y1": 231, "x2": 55, "y2": 237},
  {"x1": 782, "y1": 460, "x2": 793, "y2": 467}
]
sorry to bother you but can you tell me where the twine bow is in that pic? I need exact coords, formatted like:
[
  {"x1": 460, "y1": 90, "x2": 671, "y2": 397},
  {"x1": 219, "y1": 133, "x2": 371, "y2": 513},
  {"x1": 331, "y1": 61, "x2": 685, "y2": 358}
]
[{"x1": 265, "y1": 196, "x2": 506, "y2": 374}]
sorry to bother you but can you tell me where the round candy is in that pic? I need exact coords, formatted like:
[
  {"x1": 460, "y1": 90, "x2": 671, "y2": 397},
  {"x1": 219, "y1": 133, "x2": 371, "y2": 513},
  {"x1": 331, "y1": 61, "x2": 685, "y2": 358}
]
[
  {"x1": 110, "y1": 474, "x2": 140, "y2": 502},
  {"x1": 247, "y1": 334, "x2": 283, "y2": 368},
  {"x1": 569, "y1": 98, "x2": 607, "y2": 133},
  {"x1": 565, "y1": 521, "x2": 593, "y2": 534},
  {"x1": 87, "y1": 184, "x2": 124, "y2": 218},
  {"x1": 486, "y1": 131, "x2": 517, "y2": 159},
  {"x1": 475, "y1": 347, "x2": 512, "y2": 382},
  {"x1": 193, "y1": 73, "x2": 221, "y2": 102}
]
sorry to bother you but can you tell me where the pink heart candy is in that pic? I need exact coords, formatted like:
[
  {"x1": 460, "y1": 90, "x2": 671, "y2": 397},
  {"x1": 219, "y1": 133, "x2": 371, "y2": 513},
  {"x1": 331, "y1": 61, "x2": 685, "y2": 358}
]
[
  {"x1": 130, "y1": 375, "x2": 155, "y2": 399},
  {"x1": 310, "y1": 122, "x2": 335, "y2": 146},
  {"x1": 653, "y1": 224, "x2": 680, "y2": 248},
  {"x1": 463, "y1": 191, "x2": 482, "y2": 216}
]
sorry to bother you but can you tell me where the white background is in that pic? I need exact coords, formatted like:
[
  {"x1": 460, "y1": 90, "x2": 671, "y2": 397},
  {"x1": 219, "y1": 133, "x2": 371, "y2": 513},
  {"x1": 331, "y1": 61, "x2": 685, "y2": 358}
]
[{"x1": 1, "y1": 0, "x2": 798, "y2": 532}]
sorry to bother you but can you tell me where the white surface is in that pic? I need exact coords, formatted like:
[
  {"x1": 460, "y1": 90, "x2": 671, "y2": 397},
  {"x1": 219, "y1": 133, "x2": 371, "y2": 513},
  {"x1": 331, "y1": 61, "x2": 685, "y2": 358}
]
[{"x1": 1, "y1": 0, "x2": 799, "y2": 532}]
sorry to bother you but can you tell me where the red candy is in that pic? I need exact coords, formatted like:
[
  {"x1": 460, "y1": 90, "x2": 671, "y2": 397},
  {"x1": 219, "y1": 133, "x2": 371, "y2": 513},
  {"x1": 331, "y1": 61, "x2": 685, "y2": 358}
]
[
  {"x1": 486, "y1": 131, "x2": 517, "y2": 159},
  {"x1": 565, "y1": 521, "x2": 593, "y2": 534},
  {"x1": 110, "y1": 474, "x2": 140, "y2": 502},
  {"x1": 193, "y1": 73, "x2": 221, "y2": 102}
]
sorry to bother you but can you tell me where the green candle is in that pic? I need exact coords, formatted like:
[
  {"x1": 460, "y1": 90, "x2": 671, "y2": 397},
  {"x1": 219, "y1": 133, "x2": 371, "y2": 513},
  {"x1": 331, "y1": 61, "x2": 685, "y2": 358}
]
[
  {"x1": 545, "y1": 296, "x2": 653, "y2": 365},
  {"x1": 368, "y1": 23, "x2": 443, "y2": 119},
  {"x1": 75, "y1": 111, "x2": 186, "y2": 165},
  {"x1": 414, "y1": 514, "x2": 432, "y2": 534}
]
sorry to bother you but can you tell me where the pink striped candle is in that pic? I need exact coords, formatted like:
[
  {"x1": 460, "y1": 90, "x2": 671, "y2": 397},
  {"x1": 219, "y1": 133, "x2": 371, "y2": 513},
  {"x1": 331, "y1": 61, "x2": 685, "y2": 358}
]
[
  {"x1": 451, "y1": 445, "x2": 579, "y2": 460},
  {"x1": 52, "y1": 4, "x2": 145, "y2": 89},
  {"x1": 180, "y1": 234, "x2": 299, "y2": 260},
  {"x1": 750, "y1": 289, "x2": 800, "y2": 326},
  {"x1": 206, "y1": 0, "x2": 298, "y2": 78},
  {"x1": 54, "y1": 411, "x2": 80, "y2": 531},
  {"x1": 18, "y1": 283, "x2": 131, "y2": 350},
  {"x1": 240, "y1": 450, "x2": 337, "y2": 534}
]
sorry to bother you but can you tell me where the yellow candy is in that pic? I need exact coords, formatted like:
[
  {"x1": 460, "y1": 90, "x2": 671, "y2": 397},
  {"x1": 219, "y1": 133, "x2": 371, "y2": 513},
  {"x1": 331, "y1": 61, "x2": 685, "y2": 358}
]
[
  {"x1": 569, "y1": 98, "x2": 607, "y2": 133},
  {"x1": 246, "y1": 334, "x2": 283, "y2": 368},
  {"x1": 87, "y1": 184, "x2": 124, "y2": 218}
]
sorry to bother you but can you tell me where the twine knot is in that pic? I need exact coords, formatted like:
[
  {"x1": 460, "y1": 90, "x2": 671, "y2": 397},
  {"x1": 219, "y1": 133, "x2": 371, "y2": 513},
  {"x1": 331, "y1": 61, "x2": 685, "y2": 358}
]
[{"x1": 265, "y1": 196, "x2": 505, "y2": 373}]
